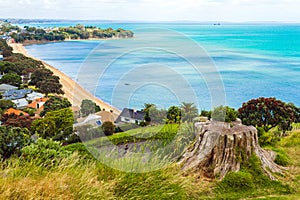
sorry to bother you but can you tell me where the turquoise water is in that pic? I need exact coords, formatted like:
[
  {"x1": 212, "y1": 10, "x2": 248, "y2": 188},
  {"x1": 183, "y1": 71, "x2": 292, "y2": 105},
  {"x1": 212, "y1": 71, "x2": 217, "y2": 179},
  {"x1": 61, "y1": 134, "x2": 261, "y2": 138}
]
[{"x1": 24, "y1": 23, "x2": 300, "y2": 110}]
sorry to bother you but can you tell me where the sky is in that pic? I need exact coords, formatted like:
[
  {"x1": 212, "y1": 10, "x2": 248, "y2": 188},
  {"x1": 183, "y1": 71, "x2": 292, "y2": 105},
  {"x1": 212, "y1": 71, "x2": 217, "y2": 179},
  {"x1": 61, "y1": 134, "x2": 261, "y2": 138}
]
[{"x1": 0, "y1": 0, "x2": 299, "y2": 22}]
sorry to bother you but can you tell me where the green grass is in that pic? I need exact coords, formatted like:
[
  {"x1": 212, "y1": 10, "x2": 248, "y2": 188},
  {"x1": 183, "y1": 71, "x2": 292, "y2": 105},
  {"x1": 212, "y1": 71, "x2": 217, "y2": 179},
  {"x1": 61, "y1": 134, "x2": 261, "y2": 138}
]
[
  {"x1": 86, "y1": 124, "x2": 178, "y2": 147},
  {"x1": 1, "y1": 125, "x2": 300, "y2": 199},
  {"x1": 0, "y1": 154, "x2": 199, "y2": 199},
  {"x1": 214, "y1": 155, "x2": 293, "y2": 199}
]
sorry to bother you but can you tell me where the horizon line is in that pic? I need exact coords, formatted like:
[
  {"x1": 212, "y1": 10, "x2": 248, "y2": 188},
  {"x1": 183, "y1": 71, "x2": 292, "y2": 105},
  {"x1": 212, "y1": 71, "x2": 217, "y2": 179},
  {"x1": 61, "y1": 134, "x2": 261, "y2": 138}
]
[{"x1": 2, "y1": 18, "x2": 300, "y2": 24}]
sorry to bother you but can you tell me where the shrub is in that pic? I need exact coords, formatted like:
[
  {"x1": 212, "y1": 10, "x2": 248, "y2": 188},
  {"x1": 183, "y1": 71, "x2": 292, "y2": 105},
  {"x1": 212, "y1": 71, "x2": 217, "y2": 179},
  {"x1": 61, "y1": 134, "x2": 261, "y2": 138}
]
[
  {"x1": 216, "y1": 171, "x2": 255, "y2": 192},
  {"x1": 257, "y1": 127, "x2": 280, "y2": 147},
  {"x1": 21, "y1": 138, "x2": 71, "y2": 167},
  {"x1": 0, "y1": 126, "x2": 32, "y2": 159},
  {"x1": 102, "y1": 121, "x2": 115, "y2": 136}
]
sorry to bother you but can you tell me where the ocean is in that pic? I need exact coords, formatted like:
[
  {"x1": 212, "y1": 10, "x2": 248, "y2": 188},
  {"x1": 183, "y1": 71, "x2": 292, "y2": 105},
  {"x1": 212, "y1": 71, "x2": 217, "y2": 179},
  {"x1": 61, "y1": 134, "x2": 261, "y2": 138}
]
[{"x1": 23, "y1": 22, "x2": 300, "y2": 110}]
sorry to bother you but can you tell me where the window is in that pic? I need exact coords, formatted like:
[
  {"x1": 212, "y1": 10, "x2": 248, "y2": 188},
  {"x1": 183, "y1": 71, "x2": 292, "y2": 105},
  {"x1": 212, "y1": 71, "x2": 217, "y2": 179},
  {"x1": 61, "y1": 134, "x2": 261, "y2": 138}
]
[{"x1": 96, "y1": 120, "x2": 102, "y2": 126}]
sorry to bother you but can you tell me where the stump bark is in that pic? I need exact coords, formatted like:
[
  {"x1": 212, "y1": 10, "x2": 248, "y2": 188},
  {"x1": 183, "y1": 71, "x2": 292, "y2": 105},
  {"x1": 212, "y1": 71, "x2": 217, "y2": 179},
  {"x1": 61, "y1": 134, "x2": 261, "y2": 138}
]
[{"x1": 179, "y1": 120, "x2": 283, "y2": 180}]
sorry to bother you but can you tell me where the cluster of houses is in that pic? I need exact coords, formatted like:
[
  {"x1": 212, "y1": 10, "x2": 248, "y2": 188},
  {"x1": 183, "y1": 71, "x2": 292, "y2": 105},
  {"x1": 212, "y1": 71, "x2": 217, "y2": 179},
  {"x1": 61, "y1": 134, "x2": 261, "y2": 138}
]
[
  {"x1": 0, "y1": 83, "x2": 48, "y2": 118},
  {"x1": 0, "y1": 83, "x2": 147, "y2": 135},
  {"x1": 74, "y1": 107, "x2": 146, "y2": 129}
]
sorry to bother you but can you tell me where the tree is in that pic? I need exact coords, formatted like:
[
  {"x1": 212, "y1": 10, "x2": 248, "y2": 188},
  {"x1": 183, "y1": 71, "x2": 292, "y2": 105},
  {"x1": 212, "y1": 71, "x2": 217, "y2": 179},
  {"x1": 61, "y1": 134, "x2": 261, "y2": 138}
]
[
  {"x1": 143, "y1": 104, "x2": 166, "y2": 124},
  {"x1": 238, "y1": 97, "x2": 295, "y2": 133},
  {"x1": 212, "y1": 106, "x2": 238, "y2": 123},
  {"x1": 0, "y1": 100, "x2": 16, "y2": 110},
  {"x1": 166, "y1": 106, "x2": 181, "y2": 124},
  {"x1": 180, "y1": 102, "x2": 198, "y2": 122},
  {"x1": 40, "y1": 96, "x2": 72, "y2": 116},
  {"x1": 37, "y1": 78, "x2": 64, "y2": 96},
  {"x1": 102, "y1": 121, "x2": 115, "y2": 136},
  {"x1": 288, "y1": 103, "x2": 300, "y2": 123},
  {"x1": 0, "y1": 126, "x2": 31, "y2": 159},
  {"x1": 0, "y1": 73, "x2": 22, "y2": 87},
  {"x1": 0, "y1": 38, "x2": 13, "y2": 57},
  {"x1": 31, "y1": 108, "x2": 74, "y2": 141},
  {"x1": 143, "y1": 103, "x2": 155, "y2": 123},
  {"x1": 1, "y1": 114, "x2": 34, "y2": 130},
  {"x1": 200, "y1": 110, "x2": 212, "y2": 119},
  {"x1": 80, "y1": 99, "x2": 100, "y2": 117},
  {"x1": 29, "y1": 68, "x2": 53, "y2": 86}
]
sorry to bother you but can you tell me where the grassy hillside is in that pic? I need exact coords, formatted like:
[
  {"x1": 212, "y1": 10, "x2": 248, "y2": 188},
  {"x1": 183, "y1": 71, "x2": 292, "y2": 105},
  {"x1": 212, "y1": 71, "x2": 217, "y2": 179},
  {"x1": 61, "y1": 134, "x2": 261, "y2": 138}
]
[{"x1": 0, "y1": 127, "x2": 300, "y2": 199}]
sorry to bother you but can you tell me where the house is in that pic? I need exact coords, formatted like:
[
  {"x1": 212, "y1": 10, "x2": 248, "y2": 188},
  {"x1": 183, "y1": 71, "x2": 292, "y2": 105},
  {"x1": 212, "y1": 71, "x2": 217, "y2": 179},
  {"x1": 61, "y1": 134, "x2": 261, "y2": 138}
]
[
  {"x1": 0, "y1": 55, "x2": 3, "y2": 61},
  {"x1": 115, "y1": 108, "x2": 145, "y2": 125},
  {"x1": 73, "y1": 114, "x2": 102, "y2": 128},
  {"x1": 4, "y1": 108, "x2": 29, "y2": 116},
  {"x1": 12, "y1": 98, "x2": 28, "y2": 109},
  {"x1": 27, "y1": 98, "x2": 48, "y2": 110},
  {"x1": 3, "y1": 89, "x2": 32, "y2": 100},
  {"x1": 0, "y1": 84, "x2": 18, "y2": 92},
  {"x1": 26, "y1": 92, "x2": 44, "y2": 101}
]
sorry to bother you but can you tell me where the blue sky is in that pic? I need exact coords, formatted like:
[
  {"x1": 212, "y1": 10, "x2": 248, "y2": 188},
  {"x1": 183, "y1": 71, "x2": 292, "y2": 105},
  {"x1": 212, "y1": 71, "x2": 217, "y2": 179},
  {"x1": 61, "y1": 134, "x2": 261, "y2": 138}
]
[{"x1": 0, "y1": 0, "x2": 299, "y2": 22}]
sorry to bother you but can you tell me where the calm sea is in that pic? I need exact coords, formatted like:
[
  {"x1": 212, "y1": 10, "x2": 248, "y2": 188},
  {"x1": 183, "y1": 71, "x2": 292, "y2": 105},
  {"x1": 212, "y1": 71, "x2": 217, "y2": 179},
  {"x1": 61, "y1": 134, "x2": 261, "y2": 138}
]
[{"x1": 23, "y1": 22, "x2": 300, "y2": 110}]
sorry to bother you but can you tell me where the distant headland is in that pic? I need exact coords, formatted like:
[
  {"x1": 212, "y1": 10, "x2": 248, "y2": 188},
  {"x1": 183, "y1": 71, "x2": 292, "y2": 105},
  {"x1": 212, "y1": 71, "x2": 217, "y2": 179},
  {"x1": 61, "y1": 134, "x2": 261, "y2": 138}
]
[{"x1": 0, "y1": 22, "x2": 134, "y2": 45}]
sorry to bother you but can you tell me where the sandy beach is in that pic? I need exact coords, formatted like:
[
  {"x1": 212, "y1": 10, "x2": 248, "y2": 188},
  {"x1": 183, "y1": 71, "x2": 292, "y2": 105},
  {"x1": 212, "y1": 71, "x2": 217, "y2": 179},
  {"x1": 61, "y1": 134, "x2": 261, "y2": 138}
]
[{"x1": 9, "y1": 43, "x2": 121, "y2": 116}]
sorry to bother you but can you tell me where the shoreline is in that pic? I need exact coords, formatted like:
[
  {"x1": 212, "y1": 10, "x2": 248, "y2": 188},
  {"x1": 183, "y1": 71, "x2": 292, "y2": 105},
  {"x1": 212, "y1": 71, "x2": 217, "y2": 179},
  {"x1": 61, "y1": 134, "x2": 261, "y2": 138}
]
[
  {"x1": 9, "y1": 42, "x2": 121, "y2": 116},
  {"x1": 20, "y1": 37, "x2": 134, "y2": 45}
]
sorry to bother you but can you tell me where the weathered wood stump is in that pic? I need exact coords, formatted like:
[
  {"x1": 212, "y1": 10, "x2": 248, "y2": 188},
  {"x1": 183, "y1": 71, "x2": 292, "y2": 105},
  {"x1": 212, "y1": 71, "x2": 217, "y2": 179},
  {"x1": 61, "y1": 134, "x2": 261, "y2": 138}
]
[{"x1": 179, "y1": 120, "x2": 283, "y2": 180}]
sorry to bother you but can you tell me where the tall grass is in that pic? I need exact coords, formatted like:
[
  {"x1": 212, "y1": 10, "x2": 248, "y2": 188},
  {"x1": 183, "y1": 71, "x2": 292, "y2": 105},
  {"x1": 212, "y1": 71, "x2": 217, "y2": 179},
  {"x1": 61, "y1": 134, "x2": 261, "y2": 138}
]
[
  {"x1": 0, "y1": 153, "x2": 204, "y2": 199},
  {"x1": 0, "y1": 154, "x2": 115, "y2": 199},
  {"x1": 1, "y1": 125, "x2": 300, "y2": 199}
]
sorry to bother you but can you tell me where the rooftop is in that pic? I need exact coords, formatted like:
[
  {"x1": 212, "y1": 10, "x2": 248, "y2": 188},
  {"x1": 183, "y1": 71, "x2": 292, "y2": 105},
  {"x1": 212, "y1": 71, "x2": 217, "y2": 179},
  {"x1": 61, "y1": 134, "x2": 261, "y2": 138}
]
[
  {"x1": 0, "y1": 84, "x2": 18, "y2": 92},
  {"x1": 4, "y1": 108, "x2": 29, "y2": 116},
  {"x1": 115, "y1": 108, "x2": 145, "y2": 123}
]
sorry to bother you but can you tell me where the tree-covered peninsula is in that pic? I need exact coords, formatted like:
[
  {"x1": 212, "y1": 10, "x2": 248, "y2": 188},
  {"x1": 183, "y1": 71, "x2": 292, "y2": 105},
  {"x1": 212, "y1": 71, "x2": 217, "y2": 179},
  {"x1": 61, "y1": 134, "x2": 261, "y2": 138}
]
[{"x1": 0, "y1": 22, "x2": 134, "y2": 43}]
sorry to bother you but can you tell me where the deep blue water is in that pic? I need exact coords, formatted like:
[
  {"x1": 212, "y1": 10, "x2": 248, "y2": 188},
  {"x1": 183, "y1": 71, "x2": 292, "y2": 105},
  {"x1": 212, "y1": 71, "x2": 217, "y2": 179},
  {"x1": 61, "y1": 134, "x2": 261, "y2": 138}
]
[{"x1": 23, "y1": 22, "x2": 300, "y2": 110}]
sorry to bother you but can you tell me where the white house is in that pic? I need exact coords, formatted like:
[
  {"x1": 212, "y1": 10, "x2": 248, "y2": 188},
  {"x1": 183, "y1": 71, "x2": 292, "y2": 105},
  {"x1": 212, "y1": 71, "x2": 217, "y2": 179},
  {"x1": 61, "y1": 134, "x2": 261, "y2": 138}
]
[
  {"x1": 73, "y1": 114, "x2": 102, "y2": 128},
  {"x1": 0, "y1": 55, "x2": 3, "y2": 61},
  {"x1": 115, "y1": 108, "x2": 145, "y2": 125}
]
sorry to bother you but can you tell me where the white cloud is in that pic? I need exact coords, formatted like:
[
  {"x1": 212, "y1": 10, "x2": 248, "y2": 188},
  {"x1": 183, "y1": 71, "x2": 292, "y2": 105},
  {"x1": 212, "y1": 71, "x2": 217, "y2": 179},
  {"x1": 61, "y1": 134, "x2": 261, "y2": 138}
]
[{"x1": 0, "y1": 0, "x2": 299, "y2": 22}]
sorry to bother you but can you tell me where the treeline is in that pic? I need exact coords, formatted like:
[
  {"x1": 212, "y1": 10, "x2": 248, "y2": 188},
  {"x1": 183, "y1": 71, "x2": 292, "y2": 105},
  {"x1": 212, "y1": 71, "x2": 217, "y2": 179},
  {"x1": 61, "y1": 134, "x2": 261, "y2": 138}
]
[
  {"x1": 58, "y1": 24, "x2": 134, "y2": 39},
  {"x1": 2, "y1": 23, "x2": 134, "y2": 43},
  {"x1": 0, "y1": 39, "x2": 63, "y2": 96}
]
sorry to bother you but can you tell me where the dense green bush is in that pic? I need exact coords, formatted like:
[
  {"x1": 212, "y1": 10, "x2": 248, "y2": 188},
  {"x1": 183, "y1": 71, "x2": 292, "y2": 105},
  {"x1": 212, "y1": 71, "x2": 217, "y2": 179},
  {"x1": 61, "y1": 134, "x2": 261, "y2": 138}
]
[
  {"x1": 0, "y1": 126, "x2": 32, "y2": 159},
  {"x1": 40, "y1": 96, "x2": 71, "y2": 117},
  {"x1": 21, "y1": 139, "x2": 71, "y2": 167},
  {"x1": 102, "y1": 121, "x2": 115, "y2": 136},
  {"x1": 257, "y1": 127, "x2": 280, "y2": 147}
]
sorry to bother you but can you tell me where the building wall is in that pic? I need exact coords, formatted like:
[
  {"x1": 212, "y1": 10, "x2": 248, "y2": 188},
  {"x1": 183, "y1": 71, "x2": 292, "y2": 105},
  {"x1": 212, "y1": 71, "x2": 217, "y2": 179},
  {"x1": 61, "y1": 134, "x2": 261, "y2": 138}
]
[{"x1": 121, "y1": 116, "x2": 137, "y2": 124}]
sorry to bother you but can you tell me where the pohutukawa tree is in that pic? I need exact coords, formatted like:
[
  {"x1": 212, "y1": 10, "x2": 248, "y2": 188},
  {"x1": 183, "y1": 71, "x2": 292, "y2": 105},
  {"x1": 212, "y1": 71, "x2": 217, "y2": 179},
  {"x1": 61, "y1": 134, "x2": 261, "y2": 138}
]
[{"x1": 238, "y1": 97, "x2": 295, "y2": 133}]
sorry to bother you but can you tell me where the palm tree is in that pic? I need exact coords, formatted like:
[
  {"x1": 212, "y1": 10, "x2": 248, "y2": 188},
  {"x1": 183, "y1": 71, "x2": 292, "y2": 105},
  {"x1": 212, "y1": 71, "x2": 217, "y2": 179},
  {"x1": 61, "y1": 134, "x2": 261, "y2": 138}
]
[{"x1": 180, "y1": 102, "x2": 198, "y2": 123}]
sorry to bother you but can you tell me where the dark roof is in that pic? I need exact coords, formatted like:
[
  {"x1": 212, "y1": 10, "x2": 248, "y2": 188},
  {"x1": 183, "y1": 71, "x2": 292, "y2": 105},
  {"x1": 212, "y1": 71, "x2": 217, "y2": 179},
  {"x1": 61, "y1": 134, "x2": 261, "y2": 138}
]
[{"x1": 115, "y1": 108, "x2": 145, "y2": 123}]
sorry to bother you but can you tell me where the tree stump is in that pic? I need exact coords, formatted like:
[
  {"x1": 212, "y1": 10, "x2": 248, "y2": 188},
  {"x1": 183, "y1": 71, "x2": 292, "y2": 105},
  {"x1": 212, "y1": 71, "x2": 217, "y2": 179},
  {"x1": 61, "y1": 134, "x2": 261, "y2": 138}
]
[{"x1": 179, "y1": 120, "x2": 283, "y2": 180}]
